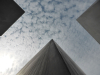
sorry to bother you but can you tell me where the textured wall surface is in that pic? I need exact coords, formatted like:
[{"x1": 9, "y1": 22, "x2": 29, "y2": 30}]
[{"x1": 0, "y1": 0, "x2": 100, "y2": 75}]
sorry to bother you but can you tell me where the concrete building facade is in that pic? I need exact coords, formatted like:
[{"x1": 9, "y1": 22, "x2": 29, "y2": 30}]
[
  {"x1": 16, "y1": 39, "x2": 85, "y2": 75},
  {"x1": 77, "y1": 0, "x2": 100, "y2": 44}
]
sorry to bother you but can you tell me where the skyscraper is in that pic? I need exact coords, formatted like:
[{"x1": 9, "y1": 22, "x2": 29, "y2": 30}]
[
  {"x1": 16, "y1": 39, "x2": 85, "y2": 75},
  {"x1": 0, "y1": 0, "x2": 24, "y2": 36},
  {"x1": 77, "y1": 0, "x2": 100, "y2": 44}
]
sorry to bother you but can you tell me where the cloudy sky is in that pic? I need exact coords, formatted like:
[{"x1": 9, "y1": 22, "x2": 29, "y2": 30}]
[{"x1": 0, "y1": 0, "x2": 100, "y2": 75}]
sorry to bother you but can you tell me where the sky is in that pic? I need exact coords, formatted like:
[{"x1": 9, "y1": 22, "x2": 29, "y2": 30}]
[{"x1": 0, "y1": 0, "x2": 100, "y2": 75}]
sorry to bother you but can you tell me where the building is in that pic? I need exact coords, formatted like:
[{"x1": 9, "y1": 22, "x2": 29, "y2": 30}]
[
  {"x1": 77, "y1": 0, "x2": 100, "y2": 44},
  {"x1": 0, "y1": 0, "x2": 24, "y2": 36},
  {"x1": 16, "y1": 39, "x2": 85, "y2": 75}
]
